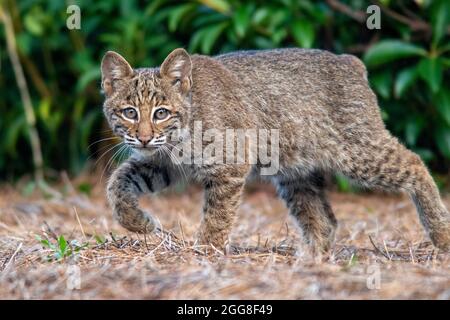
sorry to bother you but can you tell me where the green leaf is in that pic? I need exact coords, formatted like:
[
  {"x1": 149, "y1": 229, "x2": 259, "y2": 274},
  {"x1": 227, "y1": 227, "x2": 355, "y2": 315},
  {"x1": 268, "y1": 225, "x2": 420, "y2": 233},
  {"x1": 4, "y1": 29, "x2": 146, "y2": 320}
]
[
  {"x1": 40, "y1": 239, "x2": 51, "y2": 248},
  {"x1": 198, "y1": 0, "x2": 231, "y2": 14},
  {"x1": 434, "y1": 90, "x2": 450, "y2": 126},
  {"x1": 144, "y1": 0, "x2": 167, "y2": 16},
  {"x1": 233, "y1": 5, "x2": 252, "y2": 38},
  {"x1": 37, "y1": 98, "x2": 51, "y2": 121},
  {"x1": 95, "y1": 235, "x2": 106, "y2": 245},
  {"x1": 370, "y1": 71, "x2": 392, "y2": 99},
  {"x1": 188, "y1": 28, "x2": 205, "y2": 53},
  {"x1": 16, "y1": 32, "x2": 33, "y2": 55},
  {"x1": 266, "y1": 9, "x2": 288, "y2": 33},
  {"x1": 5, "y1": 115, "x2": 26, "y2": 157},
  {"x1": 24, "y1": 13, "x2": 44, "y2": 36},
  {"x1": 335, "y1": 174, "x2": 351, "y2": 193},
  {"x1": 404, "y1": 116, "x2": 425, "y2": 146},
  {"x1": 435, "y1": 125, "x2": 450, "y2": 158},
  {"x1": 442, "y1": 58, "x2": 450, "y2": 68},
  {"x1": 80, "y1": 110, "x2": 101, "y2": 150},
  {"x1": 335, "y1": 173, "x2": 360, "y2": 193},
  {"x1": 189, "y1": 21, "x2": 228, "y2": 54},
  {"x1": 439, "y1": 43, "x2": 450, "y2": 55},
  {"x1": 415, "y1": 148, "x2": 434, "y2": 163},
  {"x1": 291, "y1": 20, "x2": 315, "y2": 48},
  {"x1": 58, "y1": 236, "x2": 68, "y2": 255},
  {"x1": 77, "y1": 69, "x2": 101, "y2": 93},
  {"x1": 418, "y1": 58, "x2": 443, "y2": 93},
  {"x1": 348, "y1": 254, "x2": 359, "y2": 267},
  {"x1": 394, "y1": 66, "x2": 418, "y2": 98},
  {"x1": 38, "y1": 236, "x2": 56, "y2": 251},
  {"x1": 432, "y1": 0, "x2": 450, "y2": 46},
  {"x1": 77, "y1": 182, "x2": 93, "y2": 195},
  {"x1": 364, "y1": 40, "x2": 427, "y2": 67},
  {"x1": 168, "y1": 4, "x2": 196, "y2": 32},
  {"x1": 201, "y1": 22, "x2": 228, "y2": 54},
  {"x1": 35, "y1": 235, "x2": 51, "y2": 249},
  {"x1": 272, "y1": 28, "x2": 288, "y2": 45},
  {"x1": 253, "y1": 36, "x2": 276, "y2": 49},
  {"x1": 252, "y1": 8, "x2": 270, "y2": 25}
]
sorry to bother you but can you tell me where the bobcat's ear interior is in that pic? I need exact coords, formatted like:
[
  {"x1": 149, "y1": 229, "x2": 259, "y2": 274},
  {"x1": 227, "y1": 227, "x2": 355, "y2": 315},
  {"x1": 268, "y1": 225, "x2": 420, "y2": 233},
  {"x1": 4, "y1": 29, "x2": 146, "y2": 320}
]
[
  {"x1": 101, "y1": 51, "x2": 133, "y2": 96},
  {"x1": 160, "y1": 48, "x2": 192, "y2": 94}
]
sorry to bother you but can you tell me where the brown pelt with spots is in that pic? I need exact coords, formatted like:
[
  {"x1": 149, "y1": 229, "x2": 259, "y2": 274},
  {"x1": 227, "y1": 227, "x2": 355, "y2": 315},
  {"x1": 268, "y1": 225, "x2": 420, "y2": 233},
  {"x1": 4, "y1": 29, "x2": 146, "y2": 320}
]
[{"x1": 101, "y1": 48, "x2": 450, "y2": 254}]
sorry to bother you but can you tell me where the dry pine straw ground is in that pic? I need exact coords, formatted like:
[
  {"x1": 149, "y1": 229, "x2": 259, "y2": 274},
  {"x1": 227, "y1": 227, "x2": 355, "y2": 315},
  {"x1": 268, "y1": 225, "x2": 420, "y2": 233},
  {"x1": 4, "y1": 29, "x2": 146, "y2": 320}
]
[{"x1": 0, "y1": 179, "x2": 449, "y2": 300}]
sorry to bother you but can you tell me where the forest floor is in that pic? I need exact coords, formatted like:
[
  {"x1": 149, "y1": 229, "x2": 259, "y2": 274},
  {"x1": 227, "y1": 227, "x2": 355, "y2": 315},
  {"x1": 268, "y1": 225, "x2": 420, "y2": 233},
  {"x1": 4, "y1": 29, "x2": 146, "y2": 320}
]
[{"x1": 0, "y1": 176, "x2": 449, "y2": 299}]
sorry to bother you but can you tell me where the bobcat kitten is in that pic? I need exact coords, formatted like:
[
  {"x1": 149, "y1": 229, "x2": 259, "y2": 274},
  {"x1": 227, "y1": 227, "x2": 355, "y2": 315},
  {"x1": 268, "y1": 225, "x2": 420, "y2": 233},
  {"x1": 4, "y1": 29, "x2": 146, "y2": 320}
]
[{"x1": 101, "y1": 48, "x2": 450, "y2": 253}]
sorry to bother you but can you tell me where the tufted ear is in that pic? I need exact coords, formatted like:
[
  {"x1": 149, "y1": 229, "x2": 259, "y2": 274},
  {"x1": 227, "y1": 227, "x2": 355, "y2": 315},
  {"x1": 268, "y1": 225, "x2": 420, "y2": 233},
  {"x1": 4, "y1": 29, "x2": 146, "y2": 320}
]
[
  {"x1": 160, "y1": 48, "x2": 192, "y2": 94},
  {"x1": 101, "y1": 51, "x2": 133, "y2": 96}
]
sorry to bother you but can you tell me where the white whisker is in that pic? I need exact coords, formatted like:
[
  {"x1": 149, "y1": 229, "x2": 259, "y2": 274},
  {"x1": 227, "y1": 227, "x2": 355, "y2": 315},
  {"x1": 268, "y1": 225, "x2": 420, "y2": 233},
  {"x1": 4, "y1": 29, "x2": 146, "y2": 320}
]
[
  {"x1": 87, "y1": 137, "x2": 119, "y2": 150},
  {"x1": 161, "y1": 145, "x2": 188, "y2": 183},
  {"x1": 100, "y1": 144, "x2": 127, "y2": 183},
  {"x1": 93, "y1": 142, "x2": 123, "y2": 166}
]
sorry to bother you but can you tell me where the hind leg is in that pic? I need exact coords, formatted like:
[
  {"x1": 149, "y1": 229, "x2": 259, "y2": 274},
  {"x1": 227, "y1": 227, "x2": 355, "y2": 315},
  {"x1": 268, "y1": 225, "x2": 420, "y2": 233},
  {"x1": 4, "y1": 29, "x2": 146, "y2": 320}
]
[
  {"x1": 340, "y1": 136, "x2": 450, "y2": 251},
  {"x1": 275, "y1": 171, "x2": 337, "y2": 253}
]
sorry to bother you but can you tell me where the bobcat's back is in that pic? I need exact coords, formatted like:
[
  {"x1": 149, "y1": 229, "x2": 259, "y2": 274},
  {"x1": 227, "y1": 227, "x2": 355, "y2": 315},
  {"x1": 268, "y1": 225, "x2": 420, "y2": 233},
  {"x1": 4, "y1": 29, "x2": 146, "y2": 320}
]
[
  {"x1": 191, "y1": 48, "x2": 385, "y2": 168},
  {"x1": 213, "y1": 49, "x2": 382, "y2": 129}
]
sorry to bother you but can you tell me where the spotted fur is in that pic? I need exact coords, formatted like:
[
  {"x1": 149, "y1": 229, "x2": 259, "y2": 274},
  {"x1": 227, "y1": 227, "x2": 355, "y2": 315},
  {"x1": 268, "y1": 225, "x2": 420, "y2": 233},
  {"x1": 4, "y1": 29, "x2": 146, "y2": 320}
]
[{"x1": 101, "y1": 48, "x2": 450, "y2": 253}]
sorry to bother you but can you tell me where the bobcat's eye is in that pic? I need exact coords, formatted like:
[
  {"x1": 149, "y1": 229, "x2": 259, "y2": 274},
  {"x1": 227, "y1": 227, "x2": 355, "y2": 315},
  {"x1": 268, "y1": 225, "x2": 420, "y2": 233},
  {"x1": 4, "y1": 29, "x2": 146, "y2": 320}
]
[
  {"x1": 122, "y1": 107, "x2": 138, "y2": 120},
  {"x1": 154, "y1": 108, "x2": 170, "y2": 121}
]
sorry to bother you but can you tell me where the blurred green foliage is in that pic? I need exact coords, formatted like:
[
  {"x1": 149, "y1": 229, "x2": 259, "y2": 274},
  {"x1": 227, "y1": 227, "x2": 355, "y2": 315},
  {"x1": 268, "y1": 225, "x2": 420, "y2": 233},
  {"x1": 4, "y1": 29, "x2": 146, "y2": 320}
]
[{"x1": 0, "y1": 0, "x2": 449, "y2": 180}]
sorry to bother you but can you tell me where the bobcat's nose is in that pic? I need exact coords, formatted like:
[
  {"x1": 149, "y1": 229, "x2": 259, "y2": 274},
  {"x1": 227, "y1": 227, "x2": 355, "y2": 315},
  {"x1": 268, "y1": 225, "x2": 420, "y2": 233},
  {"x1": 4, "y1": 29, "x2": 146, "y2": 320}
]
[{"x1": 137, "y1": 135, "x2": 152, "y2": 147}]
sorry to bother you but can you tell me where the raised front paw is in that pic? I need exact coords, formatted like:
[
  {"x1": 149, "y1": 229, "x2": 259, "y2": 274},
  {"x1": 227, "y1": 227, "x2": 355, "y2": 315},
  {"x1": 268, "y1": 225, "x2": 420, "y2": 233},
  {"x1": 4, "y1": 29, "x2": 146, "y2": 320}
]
[{"x1": 113, "y1": 205, "x2": 156, "y2": 234}]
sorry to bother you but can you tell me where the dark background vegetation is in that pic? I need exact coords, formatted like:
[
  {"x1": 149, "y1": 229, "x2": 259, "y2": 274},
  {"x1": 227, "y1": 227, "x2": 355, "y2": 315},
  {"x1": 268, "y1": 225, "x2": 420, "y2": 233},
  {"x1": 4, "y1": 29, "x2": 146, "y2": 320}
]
[{"x1": 0, "y1": 0, "x2": 449, "y2": 186}]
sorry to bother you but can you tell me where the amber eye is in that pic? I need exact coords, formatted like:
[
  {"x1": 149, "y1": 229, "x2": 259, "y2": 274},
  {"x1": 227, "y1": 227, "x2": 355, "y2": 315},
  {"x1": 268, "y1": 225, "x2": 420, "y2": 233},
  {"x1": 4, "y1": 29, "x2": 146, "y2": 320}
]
[
  {"x1": 154, "y1": 108, "x2": 170, "y2": 121},
  {"x1": 122, "y1": 107, "x2": 138, "y2": 120}
]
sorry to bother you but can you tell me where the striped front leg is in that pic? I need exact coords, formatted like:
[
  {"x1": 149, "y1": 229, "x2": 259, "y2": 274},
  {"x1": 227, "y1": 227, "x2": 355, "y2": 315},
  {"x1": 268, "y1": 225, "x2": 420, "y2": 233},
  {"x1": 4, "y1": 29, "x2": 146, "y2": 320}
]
[{"x1": 106, "y1": 159, "x2": 171, "y2": 233}]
